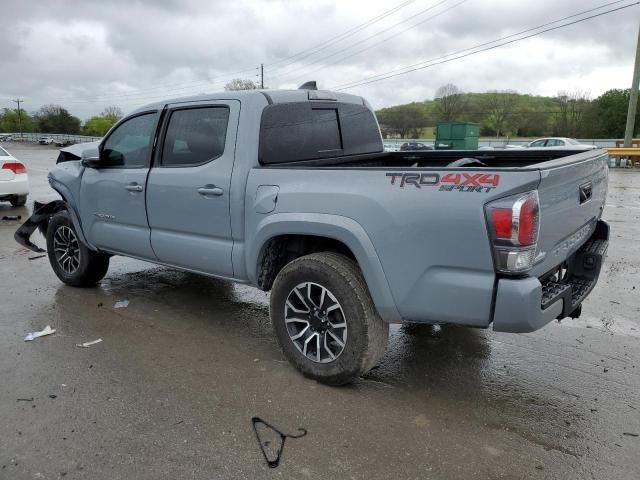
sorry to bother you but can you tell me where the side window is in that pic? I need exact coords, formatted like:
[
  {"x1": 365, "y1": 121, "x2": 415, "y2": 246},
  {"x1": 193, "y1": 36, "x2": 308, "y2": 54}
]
[
  {"x1": 530, "y1": 140, "x2": 545, "y2": 147},
  {"x1": 162, "y1": 107, "x2": 230, "y2": 167},
  {"x1": 102, "y1": 113, "x2": 156, "y2": 168}
]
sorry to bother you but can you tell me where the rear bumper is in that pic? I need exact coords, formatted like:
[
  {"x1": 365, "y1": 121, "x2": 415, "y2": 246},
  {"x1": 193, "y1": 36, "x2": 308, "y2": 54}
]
[
  {"x1": 0, "y1": 175, "x2": 29, "y2": 197},
  {"x1": 492, "y1": 220, "x2": 609, "y2": 333}
]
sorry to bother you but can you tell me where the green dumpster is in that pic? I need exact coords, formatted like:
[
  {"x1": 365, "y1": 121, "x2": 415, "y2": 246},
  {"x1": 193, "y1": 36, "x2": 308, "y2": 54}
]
[{"x1": 435, "y1": 122, "x2": 480, "y2": 150}]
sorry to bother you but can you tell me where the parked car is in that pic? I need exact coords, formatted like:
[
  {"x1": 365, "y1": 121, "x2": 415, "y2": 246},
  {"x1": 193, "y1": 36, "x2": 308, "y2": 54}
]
[
  {"x1": 0, "y1": 145, "x2": 28, "y2": 206},
  {"x1": 16, "y1": 88, "x2": 609, "y2": 385},
  {"x1": 400, "y1": 141, "x2": 433, "y2": 151},
  {"x1": 478, "y1": 144, "x2": 525, "y2": 151},
  {"x1": 38, "y1": 136, "x2": 54, "y2": 145},
  {"x1": 0, "y1": 134, "x2": 14, "y2": 142},
  {"x1": 383, "y1": 142, "x2": 400, "y2": 152},
  {"x1": 525, "y1": 137, "x2": 598, "y2": 150}
]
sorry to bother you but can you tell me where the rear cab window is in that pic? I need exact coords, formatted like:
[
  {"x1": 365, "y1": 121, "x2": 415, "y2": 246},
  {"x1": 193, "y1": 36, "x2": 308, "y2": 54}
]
[{"x1": 259, "y1": 101, "x2": 382, "y2": 164}]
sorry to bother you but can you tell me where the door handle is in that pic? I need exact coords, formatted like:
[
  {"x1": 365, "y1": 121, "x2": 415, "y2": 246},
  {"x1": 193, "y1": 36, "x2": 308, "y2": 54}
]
[
  {"x1": 197, "y1": 185, "x2": 224, "y2": 196},
  {"x1": 125, "y1": 183, "x2": 143, "y2": 192}
]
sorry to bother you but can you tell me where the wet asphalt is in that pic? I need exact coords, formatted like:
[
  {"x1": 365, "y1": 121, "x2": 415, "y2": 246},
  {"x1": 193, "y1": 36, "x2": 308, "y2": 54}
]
[{"x1": 0, "y1": 142, "x2": 638, "y2": 480}]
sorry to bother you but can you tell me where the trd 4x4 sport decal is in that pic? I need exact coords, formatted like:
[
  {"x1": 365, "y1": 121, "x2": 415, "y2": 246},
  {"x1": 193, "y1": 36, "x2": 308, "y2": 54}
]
[{"x1": 386, "y1": 172, "x2": 500, "y2": 193}]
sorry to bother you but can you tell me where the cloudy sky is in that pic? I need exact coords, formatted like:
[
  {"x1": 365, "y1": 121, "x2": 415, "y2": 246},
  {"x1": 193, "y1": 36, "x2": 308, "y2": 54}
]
[{"x1": 1, "y1": 0, "x2": 638, "y2": 120}]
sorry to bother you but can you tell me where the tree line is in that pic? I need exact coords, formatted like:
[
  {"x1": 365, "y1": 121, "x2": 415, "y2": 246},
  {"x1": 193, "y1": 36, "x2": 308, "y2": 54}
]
[
  {"x1": 2, "y1": 83, "x2": 636, "y2": 140},
  {"x1": 0, "y1": 77, "x2": 257, "y2": 137},
  {"x1": 376, "y1": 84, "x2": 640, "y2": 139},
  {"x1": 0, "y1": 78, "x2": 259, "y2": 137},
  {"x1": 0, "y1": 105, "x2": 123, "y2": 137}
]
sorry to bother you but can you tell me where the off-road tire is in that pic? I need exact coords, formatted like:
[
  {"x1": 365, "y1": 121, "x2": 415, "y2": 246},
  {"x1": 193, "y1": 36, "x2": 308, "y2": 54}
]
[
  {"x1": 270, "y1": 252, "x2": 388, "y2": 385},
  {"x1": 46, "y1": 211, "x2": 110, "y2": 287},
  {"x1": 10, "y1": 195, "x2": 27, "y2": 207}
]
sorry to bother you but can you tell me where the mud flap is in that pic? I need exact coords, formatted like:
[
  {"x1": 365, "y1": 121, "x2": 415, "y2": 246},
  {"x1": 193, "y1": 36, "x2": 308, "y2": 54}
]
[{"x1": 14, "y1": 200, "x2": 67, "y2": 253}]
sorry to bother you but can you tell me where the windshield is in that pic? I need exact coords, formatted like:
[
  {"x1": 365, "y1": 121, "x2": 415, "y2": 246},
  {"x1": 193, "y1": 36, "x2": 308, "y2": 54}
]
[{"x1": 566, "y1": 138, "x2": 580, "y2": 145}]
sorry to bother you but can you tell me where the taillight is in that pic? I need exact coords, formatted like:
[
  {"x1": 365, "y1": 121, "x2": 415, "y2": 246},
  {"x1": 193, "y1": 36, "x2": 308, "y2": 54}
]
[
  {"x1": 491, "y1": 209, "x2": 513, "y2": 239},
  {"x1": 2, "y1": 162, "x2": 27, "y2": 174},
  {"x1": 486, "y1": 191, "x2": 540, "y2": 274}
]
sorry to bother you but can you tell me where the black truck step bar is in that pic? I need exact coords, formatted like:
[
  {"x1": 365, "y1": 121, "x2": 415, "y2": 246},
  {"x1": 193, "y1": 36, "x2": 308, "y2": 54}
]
[{"x1": 540, "y1": 223, "x2": 609, "y2": 318}]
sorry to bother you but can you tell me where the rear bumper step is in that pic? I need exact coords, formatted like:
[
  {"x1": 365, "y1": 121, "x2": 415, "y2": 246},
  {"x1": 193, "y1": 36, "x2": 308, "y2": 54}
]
[
  {"x1": 540, "y1": 236, "x2": 608, "y2": 318},
  {"x1": 492, "y1": 220, "x2": 608, "y2": 333}
]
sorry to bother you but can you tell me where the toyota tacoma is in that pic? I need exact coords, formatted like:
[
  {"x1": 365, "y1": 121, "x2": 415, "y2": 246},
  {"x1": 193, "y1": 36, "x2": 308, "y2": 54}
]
[{"x1": 16, "y1": 87, "x2": 609, "y2": 385}]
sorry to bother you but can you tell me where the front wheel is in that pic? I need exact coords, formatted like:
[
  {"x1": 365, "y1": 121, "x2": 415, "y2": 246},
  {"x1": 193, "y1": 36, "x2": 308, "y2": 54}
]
[
  {"x1": 46, "y1": 211, "x2": 110, "y2": 287},
  {"x1": 270, "y1": 252, "x2": 388, "y2": 385}
]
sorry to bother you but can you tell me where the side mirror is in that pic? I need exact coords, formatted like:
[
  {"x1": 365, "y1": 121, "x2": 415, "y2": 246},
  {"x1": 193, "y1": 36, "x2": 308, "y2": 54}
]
[
  {"x1": 81, "y1": 156, "x2": 101, "y2": 168},
  {"x1": 81, "y1": 149, "x2": 124, "y2": 168}
]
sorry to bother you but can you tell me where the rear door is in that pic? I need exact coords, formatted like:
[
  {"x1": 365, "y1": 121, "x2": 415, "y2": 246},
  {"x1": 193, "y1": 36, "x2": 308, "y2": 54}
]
[
  {"x1": 146, "y1": 100, "x2": 239, "y2": 277},
  {"x1": 79, "y1": 111, "x2": 159, "y2": 259},
  {"x1": 531, "y1": 151, "x2": 609, "y2": 277}
]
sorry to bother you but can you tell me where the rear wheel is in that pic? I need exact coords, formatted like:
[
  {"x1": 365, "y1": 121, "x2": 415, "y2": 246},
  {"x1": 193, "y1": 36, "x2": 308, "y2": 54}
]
[
  {"x1": 46, "y1": 211, "x2": 110, "y2": 287},
  {"x1": 270, "y1": 252, "x2": 388, "y2": 385},
  {"x1": 10, "y1": 195, "x2": 27, "y2": 207}
]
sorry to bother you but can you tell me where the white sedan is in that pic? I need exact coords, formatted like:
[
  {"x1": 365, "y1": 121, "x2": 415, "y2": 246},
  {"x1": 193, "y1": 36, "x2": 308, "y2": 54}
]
[
  {"x1": 0, "y1": 145, "x2": 29, "y2": 207},
  {"x1": 525, "y1": 137, "x2": 598, "y2": 150}
]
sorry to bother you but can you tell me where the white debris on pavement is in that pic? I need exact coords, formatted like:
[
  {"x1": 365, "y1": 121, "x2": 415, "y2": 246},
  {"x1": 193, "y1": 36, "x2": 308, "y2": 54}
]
[
  {"x1": 114, "y1": 300, "x2": 129, "y2": 309},
  {"x1": 24, "y1": 325, "x2": 56, "y2": 341},
  {"x1": 76, "y1": 338, "x2": 103, "y2": 348}
]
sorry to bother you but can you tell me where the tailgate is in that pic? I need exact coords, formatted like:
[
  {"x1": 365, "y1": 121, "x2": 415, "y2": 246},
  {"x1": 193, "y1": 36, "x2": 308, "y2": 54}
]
[{"x1": 531, "y1": 150, "x2": 608, "y2": 277}]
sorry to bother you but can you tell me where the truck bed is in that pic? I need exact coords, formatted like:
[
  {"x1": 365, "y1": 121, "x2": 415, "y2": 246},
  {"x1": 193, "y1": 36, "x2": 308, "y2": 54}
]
[{"x1": 263, "y1": 148, "x2": 604, "y2": 170}]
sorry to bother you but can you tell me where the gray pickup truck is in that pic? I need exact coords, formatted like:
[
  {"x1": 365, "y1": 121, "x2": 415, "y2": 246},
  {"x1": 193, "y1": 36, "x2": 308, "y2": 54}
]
[{"x1": 16, "y1": 87, "x2": 609, "y2": 385}]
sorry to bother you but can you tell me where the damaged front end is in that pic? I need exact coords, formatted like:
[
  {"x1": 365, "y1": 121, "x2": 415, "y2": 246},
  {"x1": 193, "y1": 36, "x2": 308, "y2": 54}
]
[{"x1": 14, "y1": 200, "x2": 67, "y2": 252}]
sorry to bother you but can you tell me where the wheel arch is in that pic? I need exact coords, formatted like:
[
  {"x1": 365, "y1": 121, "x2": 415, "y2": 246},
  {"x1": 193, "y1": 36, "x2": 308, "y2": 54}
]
[
  {"x1": 50, "y1": 181, "x2": 93, "y2": 249},
  {"x1": 249, "y1": 213, "x2": 401, "y2": 323}
]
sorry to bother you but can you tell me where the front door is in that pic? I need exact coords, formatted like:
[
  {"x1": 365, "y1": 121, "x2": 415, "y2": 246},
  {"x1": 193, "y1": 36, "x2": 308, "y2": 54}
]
[
  {"x1": 78, "y1": 111, "x2": 158, "y2": 259},
  {"x1": 145, "y1": 101, "x2": 239, "y2": 277}
]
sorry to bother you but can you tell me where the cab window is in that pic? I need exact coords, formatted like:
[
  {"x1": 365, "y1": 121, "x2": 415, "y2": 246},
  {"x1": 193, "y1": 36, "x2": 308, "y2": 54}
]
[
  {"x1": 102, "y1": 113, "x2": 156, "y2": 168},
  {"x1": 161, "y1": 107, "x2": 230, "y2": 167}
]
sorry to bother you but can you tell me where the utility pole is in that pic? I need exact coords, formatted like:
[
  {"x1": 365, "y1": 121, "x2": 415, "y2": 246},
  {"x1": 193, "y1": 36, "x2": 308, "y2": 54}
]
[
  {"x1": 13, "y1": 99, "x2": 24, "y2": 140},
  {"x1": 260, "y1": 63, "x2": 264, "y2": 89},
  {"x1": 624, "y1": 24, "x2": 640, "y2": 148}
]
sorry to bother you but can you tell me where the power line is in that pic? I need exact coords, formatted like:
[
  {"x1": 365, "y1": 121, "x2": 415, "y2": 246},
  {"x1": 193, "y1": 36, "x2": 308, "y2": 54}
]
[
  {"x1": 284, "y1": 0, "x2": 470, "y2": 86},
  {"x1": 268, "y1": 0, "x2": 457, "y2": 81},
  {"x1": 44, "y1": 0, "x2": 422, "y2": 105},
  {"x1": 56, "y1": 66, "x2": 259, "y2": 104},
  {"x1": 263, "y1": 0, "x2": 420, "y2": 70},
  {"x1": 331, "y1": 1, "x2": 639, "y2": 91},
  {"x1": 331, "y1": 0, "x2": 630, "y2": 90}
]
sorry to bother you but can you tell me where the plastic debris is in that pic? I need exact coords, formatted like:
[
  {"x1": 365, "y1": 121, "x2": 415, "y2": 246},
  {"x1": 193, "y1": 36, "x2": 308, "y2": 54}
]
[
  {"x1": 1, "y1": 215, "x2": 21, "y2": 221},
  {"x1": 76, "y1": 339, "x2": 102, "y2": 348},
  {"x1": 24, "y1": 325, "x2": 56, "y2": 341},
  {"x1": 251, "y1": 417, "x2": 307, "y2": 468},
  {"x1": 114, "y1": 300, "x2": 129, "y2": 309},
  {"x1": 28, "y1": 255, "x2": 46, "y2": 261}
]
